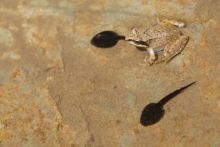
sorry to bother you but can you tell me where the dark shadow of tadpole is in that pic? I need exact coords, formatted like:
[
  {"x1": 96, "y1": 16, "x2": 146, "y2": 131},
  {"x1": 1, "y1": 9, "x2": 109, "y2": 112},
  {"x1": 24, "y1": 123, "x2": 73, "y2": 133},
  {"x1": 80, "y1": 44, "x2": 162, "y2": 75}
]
[
  {"x1": 140, "y1": 81, "x2": 196, "y2": 126},
  {"x1": 91, "y1": 31, "x2": 125, "y2": 48}
]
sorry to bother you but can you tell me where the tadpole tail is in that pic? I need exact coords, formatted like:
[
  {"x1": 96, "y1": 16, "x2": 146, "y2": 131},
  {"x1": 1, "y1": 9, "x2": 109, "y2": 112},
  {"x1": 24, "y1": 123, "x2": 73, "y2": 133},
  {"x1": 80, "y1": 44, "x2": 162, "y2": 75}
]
[
  {"x1": 157, "y1": 81, "x2": 196, "y2": 107},
  {"x1": 117, "y1": 35, "x2": 126, "y2": 40}
]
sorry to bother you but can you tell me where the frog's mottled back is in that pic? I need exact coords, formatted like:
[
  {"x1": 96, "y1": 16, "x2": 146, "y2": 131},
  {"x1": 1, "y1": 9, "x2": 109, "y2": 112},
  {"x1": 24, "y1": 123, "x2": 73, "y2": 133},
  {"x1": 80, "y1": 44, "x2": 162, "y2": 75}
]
[{"x1": 124, "y1": 17, "x2": 189, "y2": 65}]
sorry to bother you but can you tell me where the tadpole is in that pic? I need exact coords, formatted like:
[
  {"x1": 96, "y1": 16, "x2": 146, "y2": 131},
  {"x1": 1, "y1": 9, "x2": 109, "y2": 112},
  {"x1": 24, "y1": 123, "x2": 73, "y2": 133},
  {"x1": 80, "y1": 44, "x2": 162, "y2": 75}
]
[
  {"x1": 140, "y1": 82, "x2": 196, "y2": 126},
  {"x1": 91, "y1": 31, "x2": 125, "y2": 48}
]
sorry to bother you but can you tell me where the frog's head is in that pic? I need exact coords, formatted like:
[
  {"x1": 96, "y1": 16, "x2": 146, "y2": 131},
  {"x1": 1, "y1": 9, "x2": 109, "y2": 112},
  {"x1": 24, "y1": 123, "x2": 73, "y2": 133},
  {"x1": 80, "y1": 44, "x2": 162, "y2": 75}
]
[{"x1": 125, "y1": 28, "x2": 148, "y2": 48}]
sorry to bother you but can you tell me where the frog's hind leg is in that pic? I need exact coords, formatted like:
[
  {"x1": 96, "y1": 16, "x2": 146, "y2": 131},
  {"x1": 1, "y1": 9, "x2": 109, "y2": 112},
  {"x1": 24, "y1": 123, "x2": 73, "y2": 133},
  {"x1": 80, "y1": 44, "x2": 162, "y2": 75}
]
[
  {"x1": 166, "y1": 19, "x2": 185, "y2": 28},
  {"x1": 157, "y1": 17, "x2": 185, "y2": 28},
  {"x1": 162, "y1": 35, "x2": 189, "y2": 63}
]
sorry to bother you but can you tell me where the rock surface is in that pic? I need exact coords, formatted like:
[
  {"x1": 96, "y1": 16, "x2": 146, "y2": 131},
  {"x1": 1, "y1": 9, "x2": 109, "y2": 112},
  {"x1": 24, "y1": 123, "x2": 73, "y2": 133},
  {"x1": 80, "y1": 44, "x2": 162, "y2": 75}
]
[{"x1": 1, "y1": 0, "x2": 220, "y2": 146}]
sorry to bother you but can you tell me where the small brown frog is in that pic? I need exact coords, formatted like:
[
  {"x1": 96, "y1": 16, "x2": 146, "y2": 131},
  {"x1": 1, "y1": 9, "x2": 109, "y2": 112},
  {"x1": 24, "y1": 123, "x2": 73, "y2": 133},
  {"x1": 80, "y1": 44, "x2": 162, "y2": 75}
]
[{"x1": 125, "y1": 18, "x2": 189, "y2": 65}]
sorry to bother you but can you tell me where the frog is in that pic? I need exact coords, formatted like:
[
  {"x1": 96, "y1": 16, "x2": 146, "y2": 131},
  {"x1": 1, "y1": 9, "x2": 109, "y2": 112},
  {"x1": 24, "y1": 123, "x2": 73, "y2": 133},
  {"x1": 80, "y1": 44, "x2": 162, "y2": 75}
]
[{"x1": 125, "y1": 17, "x2": 189, "y2": 65}]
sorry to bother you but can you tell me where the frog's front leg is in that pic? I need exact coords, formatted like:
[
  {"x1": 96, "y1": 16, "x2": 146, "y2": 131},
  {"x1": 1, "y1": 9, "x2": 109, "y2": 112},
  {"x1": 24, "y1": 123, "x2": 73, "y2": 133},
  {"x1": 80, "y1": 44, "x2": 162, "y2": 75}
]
[
  {"x1": 144, "y1": 47, "x2": 156, "y2": 65},
  {"x1": 163, "y1": 35, "x2": 189, "y2": 63}
]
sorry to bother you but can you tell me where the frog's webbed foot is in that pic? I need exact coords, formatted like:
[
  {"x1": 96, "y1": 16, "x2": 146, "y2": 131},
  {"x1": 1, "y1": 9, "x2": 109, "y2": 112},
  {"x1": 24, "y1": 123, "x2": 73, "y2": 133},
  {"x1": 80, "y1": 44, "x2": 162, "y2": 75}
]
[
  {"x1": 163, "y1": 35, "x2": 189, "y2": 63},
  {"x1": 144, "y1": 47, "x2": 156, "y2": 65},
  {"x1": 157, "y1": 17, "x2": 185, "y2": 28}
]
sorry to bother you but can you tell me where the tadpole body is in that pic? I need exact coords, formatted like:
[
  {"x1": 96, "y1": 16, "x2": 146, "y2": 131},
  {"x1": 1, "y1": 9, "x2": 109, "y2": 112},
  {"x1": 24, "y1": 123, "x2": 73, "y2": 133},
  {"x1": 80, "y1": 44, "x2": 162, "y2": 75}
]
[
  {"x1": 91, "y1": 31, "x2": 125, "y2": 48},
  {"x1": 140, "y1": 82, "x2": 196, "y2": 126}
]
